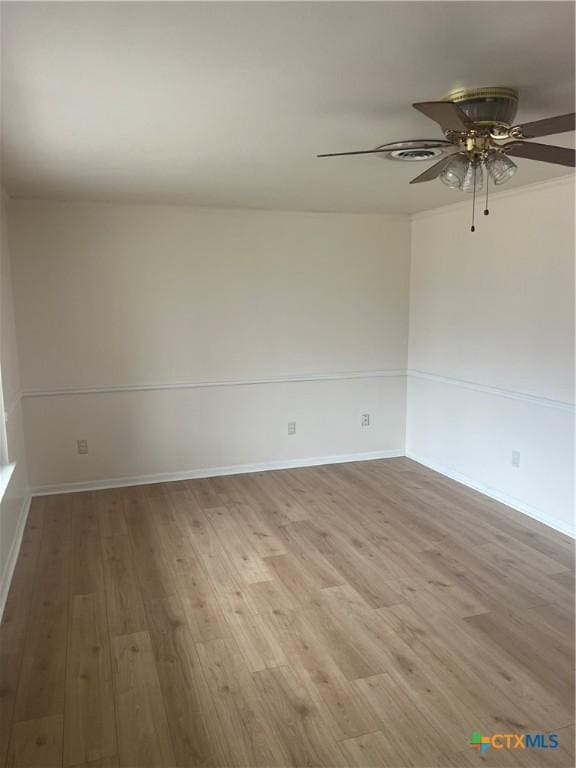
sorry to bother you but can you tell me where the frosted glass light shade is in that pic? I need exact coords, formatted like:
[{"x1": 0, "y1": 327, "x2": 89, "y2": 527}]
[
  {"x1": 439, "y1": 154, "x2": 469, "y2": 189},
  {"x1": 461, "y1": 162, "x2": 483, "y2": 194},
  {"x1": 485, "y1": 152, "x2": 517, "y2": 185}
]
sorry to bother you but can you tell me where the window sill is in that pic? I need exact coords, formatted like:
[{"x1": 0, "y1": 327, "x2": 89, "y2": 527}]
[{"x1": 0, "y1": 463, "x2": 16, "y2": 504}]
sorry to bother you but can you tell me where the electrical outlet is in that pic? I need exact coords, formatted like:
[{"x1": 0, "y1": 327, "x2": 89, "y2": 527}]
[
  {"x1": 511, "y1": 450, "x2": 521, "y2": 468},
  {"x1": 361, "y1": 413, "x2": 370, "y2": 427},
  {"x1": 77, "y1": 439, "x2": 89, "y2": 455},
  {"x1": 288, "y1": 421, "x2": 296, "y2": 436}
]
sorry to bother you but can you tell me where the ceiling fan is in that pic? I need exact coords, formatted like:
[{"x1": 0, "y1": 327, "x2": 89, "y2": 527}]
[{"x1": 318, "y1": 87, "x2": 575, "y2": 231}]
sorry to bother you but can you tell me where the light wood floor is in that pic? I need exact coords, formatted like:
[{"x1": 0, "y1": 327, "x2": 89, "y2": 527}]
[{"x1": 1, "y1": 458, "x2": 574, "y2": 768}]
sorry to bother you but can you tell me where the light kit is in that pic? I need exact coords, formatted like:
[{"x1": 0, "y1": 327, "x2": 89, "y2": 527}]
[{"x1": 438, "y1": 150, "x2": 517, "y2": 230}]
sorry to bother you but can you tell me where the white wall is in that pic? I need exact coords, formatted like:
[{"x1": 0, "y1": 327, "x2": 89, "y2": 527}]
[
  {"x1": 7, "y1": 201, "x2": 410, "y2": 489},
  {"x1": 407, "y1": 178, "x2": 575, "y2": 536},
  {"x1": 0, "y1": 192, "x2": 29, "y2": 614},
  {"x1": 5, "y1": 182, "x2": 574, "y2": 538}
]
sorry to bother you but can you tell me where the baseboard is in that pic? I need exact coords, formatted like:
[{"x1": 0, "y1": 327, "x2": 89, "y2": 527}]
[
  {"x1": 32, "y1": 449, "x2": 405, "y2": 496},
  {"x1": 406, "y1": 451, "x2": 575, "y2": 539},
  {"x1": 30, "y1": 447, "x2": 574, "y2": 538},
  {"x1": 0, "y1": 494, "x2": 32, "y2": 620}
]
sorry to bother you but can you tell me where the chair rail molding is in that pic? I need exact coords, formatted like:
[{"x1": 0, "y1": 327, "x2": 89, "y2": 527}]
[{"x1": 20, "y1": 368, "x2": 574, "y2": 412}]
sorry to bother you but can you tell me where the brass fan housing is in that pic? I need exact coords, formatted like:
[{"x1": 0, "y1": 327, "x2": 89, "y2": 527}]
[
  {"x1": 446, "y1": 86, "x2": 519, "y2": 127},
  {"x1": 442, "y1": 87, "x2": 520, "y2": 160}
]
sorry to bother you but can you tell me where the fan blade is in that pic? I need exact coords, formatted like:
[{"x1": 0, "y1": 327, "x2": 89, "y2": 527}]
[
  {"x1": 409, "y1": 153, "x2": 460, "y2": 184},
  {"x1": 317, "y1": 139, "x2": 453, "y2": 158},
  {"x1": 504, "y1": 141, "x2": 575, "y2": 167},
  {"x1": 515, "y1": 113, "x2": 575, "y2": 138},
  {"x1": 317, "y1": 148, "x2": 403, "y2": 157},
  {"x1": 412, "y1": 101, "x2": 471, "y2": 132}
]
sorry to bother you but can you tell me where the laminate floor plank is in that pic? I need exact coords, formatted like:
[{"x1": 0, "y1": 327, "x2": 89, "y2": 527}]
[
  {"x1": 0, "y1": 502, "x2": 44, "y2": 767},
  {"x1": 341, "y1": 729, "x2": 415, "y2": 768},
  {"x1": 123, "y1": 497, "x2": 175, "y2": 600},
  {"x1": 465, "y1": 609, "x2": 575, "y2": 710},
  {"x1": 169, "y1": 489, "x2": 219, "y2": 556},
  {"x1": 196, "y1": 637, "x2": 286, "y2": 767},
  {"x1": 299, "y1": 600, "x2": 384, "y2": 682},
  {"x1": 94, "y1": 489, "x2": 128, "y2": 539},
  {"x1": 6, "y1": 715, "x2": 63, "y2": 768},
  {"x1": 63, "y1": 592, "x2": 116, "y2": 767},
  {"x1": 144, "y1": 595, "x2": 226, "y2": 767},
  {"x1": 296, "y1": 520, "x2": 403, "y2": 609},
  {"x1": 384, "y1": 602, "x2": 573, "y2": 732},
  {"x1": 72, "y1": 758, "x2": 119, "y2": 768},
  {"x1": 204, "y1": 506, "x2": 273, "y2": 584},
  {"x1": 227, "y1": 475, "x2": 294, "y2": 528},
  {"x1": 111, "y1": 631, "x2": 175, "y2": 768},
  {"x1": 276, "y1": 609, "x2": 380, "y2": 740},
  {"x1": 69, "y1": 493, "x2": 103, "y2": 597},
  {"x1": 101, "y1": 534, "x2": 147, "y2": 638},
  {"x1": 354, "y1": 672, "x2": 449, "y2": 762},
  {"x1": 250, "y1": 472, "x2": 310, "y2": 524},
  {"x1": 218, "y1": 589, "x2": 288, "y2": 672},
  {"x1": 13, "y1": 496, "x2": 72, "y2": 723},
  {"x1": 270, "y1": 524, "x2": 344, "y2": 593},
  {"x1": 252, "y1": 665, "x2": 348, "y2": 767},
  {"x1": 228, "y1": 502, "x2": 288, "y2": 559}
]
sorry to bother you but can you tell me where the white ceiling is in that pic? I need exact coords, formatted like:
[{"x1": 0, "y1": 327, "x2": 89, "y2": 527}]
[{"x1": 1, "y1": 1, "x2": 574, "y2": 213}]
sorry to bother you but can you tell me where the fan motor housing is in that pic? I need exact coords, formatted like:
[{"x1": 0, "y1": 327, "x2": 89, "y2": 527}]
[{"x1": 446, "y1": 87, "x2": 519, "y2": 126}]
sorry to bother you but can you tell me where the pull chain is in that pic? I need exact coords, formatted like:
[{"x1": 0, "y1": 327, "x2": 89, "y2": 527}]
[
  {"x1": 471, "y1": 163, "x2": 477, "y2": 233},
  {"x1": 484, "y1": 172, "x2": 490, "y2": 216}
]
